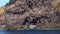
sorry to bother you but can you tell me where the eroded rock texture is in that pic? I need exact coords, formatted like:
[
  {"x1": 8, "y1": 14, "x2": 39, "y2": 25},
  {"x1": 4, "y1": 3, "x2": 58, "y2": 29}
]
[{"x1": 0, "y1": 0, "x2": 60, "y2": 30}]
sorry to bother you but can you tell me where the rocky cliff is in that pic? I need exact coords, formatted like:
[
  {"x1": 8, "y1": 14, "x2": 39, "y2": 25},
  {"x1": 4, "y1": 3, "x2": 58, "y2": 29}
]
[{"x1": 0, "y1": 0, "x2": 60, "y2": 30}]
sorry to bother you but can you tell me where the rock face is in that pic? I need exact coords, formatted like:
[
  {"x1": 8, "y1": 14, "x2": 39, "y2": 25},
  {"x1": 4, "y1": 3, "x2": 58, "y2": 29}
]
[{"x1": 0, "y1": 0, "x2": 60, "y2": 30}]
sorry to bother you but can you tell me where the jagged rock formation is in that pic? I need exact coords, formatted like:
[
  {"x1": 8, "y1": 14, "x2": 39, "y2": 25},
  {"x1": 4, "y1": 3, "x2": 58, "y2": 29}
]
[{"x1": 0, "y1": 0, "x2": 60, "y2": 30}]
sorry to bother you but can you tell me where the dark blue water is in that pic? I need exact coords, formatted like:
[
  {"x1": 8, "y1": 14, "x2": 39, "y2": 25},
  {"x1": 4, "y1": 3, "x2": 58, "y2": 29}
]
[{"x1": 0, "y1": 29, "x2": 60, "y2": 34}]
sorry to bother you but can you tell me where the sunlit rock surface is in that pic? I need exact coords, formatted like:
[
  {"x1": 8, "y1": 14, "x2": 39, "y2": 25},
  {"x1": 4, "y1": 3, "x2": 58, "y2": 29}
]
[{"x1": 0, "y1": 0, "x2": 60, "y2": 30}]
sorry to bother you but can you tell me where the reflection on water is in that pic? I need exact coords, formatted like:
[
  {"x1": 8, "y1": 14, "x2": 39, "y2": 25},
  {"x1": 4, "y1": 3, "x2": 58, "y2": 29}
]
[{"x1": 0, "y1": 30, "x2": 59, "y2": 34}]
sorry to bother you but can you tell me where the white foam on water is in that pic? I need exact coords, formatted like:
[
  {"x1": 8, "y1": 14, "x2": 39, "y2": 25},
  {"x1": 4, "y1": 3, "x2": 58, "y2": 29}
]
[{"x1": 29, "y1": 25, "x2": 36, "y2": 29}]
